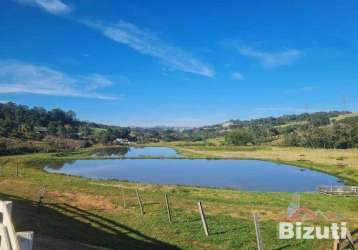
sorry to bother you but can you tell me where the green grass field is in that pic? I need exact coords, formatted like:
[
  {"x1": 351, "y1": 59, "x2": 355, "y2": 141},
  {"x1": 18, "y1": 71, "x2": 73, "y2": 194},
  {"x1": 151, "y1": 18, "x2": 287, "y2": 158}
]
[{"x1": 0, "y1": 148, "x2": 357, "y2": 249}]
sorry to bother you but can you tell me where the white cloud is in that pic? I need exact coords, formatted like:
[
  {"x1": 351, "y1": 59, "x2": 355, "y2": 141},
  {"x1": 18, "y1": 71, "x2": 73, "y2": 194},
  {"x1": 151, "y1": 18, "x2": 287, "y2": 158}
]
[
  {"x1": 231, "y1": 71, "x2": 244, "y2": 81},
  {"x1": 0, "y1": 60, "x2": 117, "y2": 100},
  {"x1": 14, "y1": 0, "x2": 71, "y2": 15},
  {"x1": 239, "y1": 47, "x2": 303, "y2": 68},
  {"x1": 82, "y1": 74, "x2": 114, "y2": 90},
  {"x1": 82, "y1": 20, "x2": 214, "y2": 78}
]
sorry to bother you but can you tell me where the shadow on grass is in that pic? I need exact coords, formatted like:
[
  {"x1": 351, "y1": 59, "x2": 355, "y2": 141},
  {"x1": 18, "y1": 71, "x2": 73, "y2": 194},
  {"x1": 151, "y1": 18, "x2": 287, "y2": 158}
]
[
  {"x1": 0, "y1": 193, "x2": 179, "y2": 250},
  {"x1": 273, "y1": 242, "x2": 306, "y2": 250}
]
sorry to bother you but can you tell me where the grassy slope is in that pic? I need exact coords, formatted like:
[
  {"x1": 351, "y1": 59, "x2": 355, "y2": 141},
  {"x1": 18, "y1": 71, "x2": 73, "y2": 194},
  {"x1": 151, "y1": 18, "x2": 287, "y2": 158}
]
[
  {"x1": 330, "y1": 112, "x2": 358, "y2": 122},
  {"x1": 0, "y1": 151, "x2": 357, "y2": 249}
]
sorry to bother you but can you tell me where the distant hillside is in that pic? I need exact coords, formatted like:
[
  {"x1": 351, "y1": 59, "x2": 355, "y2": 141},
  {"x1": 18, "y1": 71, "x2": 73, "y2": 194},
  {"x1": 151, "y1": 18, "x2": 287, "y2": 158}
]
[
  {"x1": 330, "y1": 112, "x2": 358, "y2": 122},
  {"x1": 221, "y1": 111, "x2": 351, "y2": 128},
  {"x1": 1, "y1": 102, "x2": 357, "y2": 153},
  {"x1": 158, "y1": 111, "x2": 358, "y2": 149},
  {"x1": 0, "y1": 102, "x2": 131, "y2": 155}
]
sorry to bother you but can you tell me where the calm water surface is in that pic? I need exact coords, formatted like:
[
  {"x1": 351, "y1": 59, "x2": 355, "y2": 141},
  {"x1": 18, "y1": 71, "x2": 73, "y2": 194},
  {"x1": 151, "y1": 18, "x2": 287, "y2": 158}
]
[
  {"x1": 125, "y1": 147, "x2": 181, "y2": 158},
  {"x1": 45, "y1": 147, "x2": 343, "y2": 192},
  {"x1": 91, "y1": 146, "x2": 181, "y2": 158}
]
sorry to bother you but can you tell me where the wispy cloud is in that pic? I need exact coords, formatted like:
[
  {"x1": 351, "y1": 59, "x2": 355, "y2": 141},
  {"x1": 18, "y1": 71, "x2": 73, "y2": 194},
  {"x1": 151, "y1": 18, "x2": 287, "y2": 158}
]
[
  {"x1": 82, "y1": 74, "x2": 114, "y2": 90},
  {"x1": 284, "y1": 86, "x2": 314, "y2": 95},
  {"x1": 14, "y1": 0, "x2": 72, "y2": 15},
  {"x1": 231, "y1": 71, "x2": 244, "y2": 81},
  {"x1": 82, "y1": 20, "x2": 214, "y2": 77},
  {"x1": 0, "y1": 60, "x2": 117, "y2": 100},
  {"x1": 239, "y1": 47, "x2": 303, "y2": 68}
]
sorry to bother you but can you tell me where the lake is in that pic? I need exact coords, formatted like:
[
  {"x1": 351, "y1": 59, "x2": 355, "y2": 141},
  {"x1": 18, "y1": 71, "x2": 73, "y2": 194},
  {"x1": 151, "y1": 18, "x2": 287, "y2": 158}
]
[
  {"x1": 125, "y1": 146, "x2": 181, "y2": 158},
  {"x1": 44, "y1": 147, "x2": 344, "y2": 192},
  {"x1": 91, "y1": 146, "x2": 181, "y2": 158}
]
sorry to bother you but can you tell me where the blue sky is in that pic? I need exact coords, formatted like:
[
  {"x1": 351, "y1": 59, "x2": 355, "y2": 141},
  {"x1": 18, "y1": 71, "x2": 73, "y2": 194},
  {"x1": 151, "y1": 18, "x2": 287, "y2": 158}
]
[{"x1": 0, "y1": 0, "x2": 357, "y2": 127}]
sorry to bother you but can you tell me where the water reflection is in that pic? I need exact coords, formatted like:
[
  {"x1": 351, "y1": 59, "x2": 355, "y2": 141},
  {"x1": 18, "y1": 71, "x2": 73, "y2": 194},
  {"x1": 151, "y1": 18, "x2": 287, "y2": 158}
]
[
  {"x1": 46, "y1": 160, "x2": 75, "y2": 170},
  {"x1": 90, "y1": 146, "x2": 181, "y2": 158},
  {"x1": 125, "y1": 147, "x2": 181, "y2": 158},
  {"x1": 44, "y1": 159, "x2": 344, "y2": 192},
  {"x1": 44, "y1": 147, "x2": 344, "y2": 192},
  {"x1": 91, "y1": 146, "x2": 129, "y2": 158}
]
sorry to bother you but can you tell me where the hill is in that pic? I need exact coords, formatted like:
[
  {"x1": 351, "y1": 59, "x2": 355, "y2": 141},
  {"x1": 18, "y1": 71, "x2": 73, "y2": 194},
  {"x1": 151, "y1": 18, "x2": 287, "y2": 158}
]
[
  {"x1": 0, "y1": 102, "x2": 131, "y2": 155},
  {"x1": 151, "y1": 111, "x2": 358, "y2": 149},
  {"x1": 1, "y1": 102, "x2": 357, "y2": 154}
]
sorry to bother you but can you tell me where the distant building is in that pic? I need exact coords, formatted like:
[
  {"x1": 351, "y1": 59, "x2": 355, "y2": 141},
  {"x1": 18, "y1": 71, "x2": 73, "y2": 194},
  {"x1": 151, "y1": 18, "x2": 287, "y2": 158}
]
[
  {"x1": 34, "y1": 126, "x2": 48, "y2": 135},
  {"x1": 222, "y1": 122, "x2": 233, "y2": 128},
  {"x1": 113, "y1": 138, "x2": 132, "y2": 145}
]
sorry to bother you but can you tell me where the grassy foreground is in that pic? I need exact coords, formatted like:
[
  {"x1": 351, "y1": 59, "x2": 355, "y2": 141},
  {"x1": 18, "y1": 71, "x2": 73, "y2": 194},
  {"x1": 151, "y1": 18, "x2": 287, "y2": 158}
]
[{"x1": 0, "y1": 150, "x2": 357, "y2": 249}]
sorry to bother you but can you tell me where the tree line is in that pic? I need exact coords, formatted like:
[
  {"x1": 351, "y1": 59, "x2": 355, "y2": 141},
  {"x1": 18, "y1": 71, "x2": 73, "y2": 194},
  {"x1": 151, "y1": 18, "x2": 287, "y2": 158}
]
[
  {"x1": 224, "y1": 112, "x2": 358, "y2": 149},
  {"x1": 0, "y1": 102, "x2": 132, "y2": 154},
  {"x1": 1, "y1": 103, "x2": 357, "y2": 153}
]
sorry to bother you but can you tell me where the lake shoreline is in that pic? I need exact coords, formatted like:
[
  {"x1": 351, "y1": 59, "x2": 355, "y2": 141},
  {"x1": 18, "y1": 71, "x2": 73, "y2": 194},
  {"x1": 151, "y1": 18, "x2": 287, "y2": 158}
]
[
  {"x1": 1, "y1": 144, "x2": 357, "y2": 186},
  {"x1": 40, "y1": 146, "x2": 344, "y2": 192}
]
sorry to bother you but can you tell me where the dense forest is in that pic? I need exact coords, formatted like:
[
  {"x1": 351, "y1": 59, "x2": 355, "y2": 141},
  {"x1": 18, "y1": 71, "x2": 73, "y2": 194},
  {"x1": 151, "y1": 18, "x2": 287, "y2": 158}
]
[
  {"x1": 0, "y1": 102, "x2": 132, "y2": 154},
  {"x1": 0, "y1": 102, "x2": 357, "y2": 155}
]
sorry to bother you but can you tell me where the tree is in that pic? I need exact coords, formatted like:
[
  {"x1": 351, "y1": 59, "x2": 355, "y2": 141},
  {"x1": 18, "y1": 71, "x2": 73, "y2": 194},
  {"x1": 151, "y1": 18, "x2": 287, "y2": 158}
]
[{"x1": 225, "y1": 129, "x2": 253, "y2": 146}]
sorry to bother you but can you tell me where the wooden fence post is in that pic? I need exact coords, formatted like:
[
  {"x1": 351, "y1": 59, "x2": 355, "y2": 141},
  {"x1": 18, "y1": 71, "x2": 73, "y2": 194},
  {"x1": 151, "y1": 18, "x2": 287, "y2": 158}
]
[
  {"x1": 0, "y1": 165, "x2": 3, "y2": 177},
  {"x1": 165, "y1": 193, "x2": 172, "y2": 223},
  {"x1": 346, "y1": 229, "x2": 355, "y2": 249},
  {"x1": 122, "y1": 188, "x2": 126, "y2": 209},
  {"x1": 39, "y1": 186, "x2": 47, "y2": 203},
  {"x1": 197, "y1": 201, "x2": 209, "y2": 236},
  {"x1": 136, "y1": 189, "x2": 144, "y2": 216},
  {"x1": 252, "y1": 212, "x2": 264, "y2": 250},
  {"x1": 37, "y1": 186, "x2": 47, "y2": 213},
  {"x1": 16, "y1": 162, "x2": 19, "y2": 177},
  {"x1": 332, "y1": 239, "x2": 339, "y2": 250}
]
